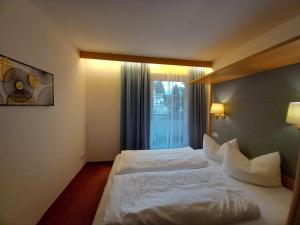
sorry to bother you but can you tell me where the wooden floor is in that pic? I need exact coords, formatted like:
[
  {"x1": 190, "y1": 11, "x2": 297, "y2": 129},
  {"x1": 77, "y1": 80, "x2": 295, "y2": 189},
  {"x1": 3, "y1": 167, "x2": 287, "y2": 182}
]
[{"x1": 37, "y1": 162, "x2": 112, "y2": 225}]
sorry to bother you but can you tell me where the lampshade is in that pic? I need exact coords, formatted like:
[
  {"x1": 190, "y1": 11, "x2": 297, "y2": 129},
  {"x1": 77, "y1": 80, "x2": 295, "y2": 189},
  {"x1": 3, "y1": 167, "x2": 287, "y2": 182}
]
[
  {"x1": 286, "y1": 102, "x2": 300, "y2": 124},
  {"x1": 210, "y1": 103, "x2": 224, "y2": 114}
]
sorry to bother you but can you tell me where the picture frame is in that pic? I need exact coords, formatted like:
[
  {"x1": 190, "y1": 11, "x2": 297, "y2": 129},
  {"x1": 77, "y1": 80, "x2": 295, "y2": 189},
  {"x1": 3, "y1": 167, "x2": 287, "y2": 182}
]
[{"x1": 0, "y1": 54, "x2": 54, "y2": 106}]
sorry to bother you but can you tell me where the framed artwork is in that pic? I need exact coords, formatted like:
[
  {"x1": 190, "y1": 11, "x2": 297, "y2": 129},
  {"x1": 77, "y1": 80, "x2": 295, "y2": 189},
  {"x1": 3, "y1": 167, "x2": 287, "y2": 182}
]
[{"x1": 0, "y1": 55, "x2": 54, "y2": 106}]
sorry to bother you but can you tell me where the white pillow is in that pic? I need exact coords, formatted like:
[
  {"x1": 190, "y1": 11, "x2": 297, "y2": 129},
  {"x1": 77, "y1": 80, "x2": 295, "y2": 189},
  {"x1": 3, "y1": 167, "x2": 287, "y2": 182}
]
[
  {"x1": 222, "y1": 142, "x2": 282, "y2": 187},
  {"x1": 203, "y1": 134, "x2": 238, "y2": 162}
]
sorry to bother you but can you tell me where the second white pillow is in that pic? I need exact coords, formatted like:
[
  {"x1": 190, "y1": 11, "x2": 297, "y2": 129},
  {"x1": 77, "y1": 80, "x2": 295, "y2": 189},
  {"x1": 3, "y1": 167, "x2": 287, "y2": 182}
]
[
  {"x1": 222, "y1": 142, "x2": 282, "y2": 187},
  {"x1": 203, "y1": 134, "x2": 238, "y2": 162}
]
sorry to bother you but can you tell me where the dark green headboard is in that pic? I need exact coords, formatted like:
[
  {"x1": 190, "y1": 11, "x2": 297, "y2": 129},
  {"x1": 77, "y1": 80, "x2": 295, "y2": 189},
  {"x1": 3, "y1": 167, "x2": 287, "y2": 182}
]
[{"x1": 212, "y1": 63, "x2": 300, "y2": 178}]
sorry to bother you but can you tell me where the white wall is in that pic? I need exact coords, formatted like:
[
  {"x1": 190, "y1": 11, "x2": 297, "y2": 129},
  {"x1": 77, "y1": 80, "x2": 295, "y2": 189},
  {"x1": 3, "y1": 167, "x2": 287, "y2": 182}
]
[
  {"x1": 84, "y1": 59, "x2": 121, "y2": 161},
  {"x1": 214, "y1": 14, "x2": 300, "y2": 70},
  {"x1": 0, "y1": 1, "x2": 86, "y2": 225}
]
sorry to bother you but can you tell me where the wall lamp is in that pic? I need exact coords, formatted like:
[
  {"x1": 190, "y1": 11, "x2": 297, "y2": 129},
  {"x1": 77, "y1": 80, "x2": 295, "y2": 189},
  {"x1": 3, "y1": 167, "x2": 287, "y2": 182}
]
[
  {"x1": 286, "y1": 102, "x2": 300, "y2": 132},
  {"x1": 210, "y1": 103, "x2": 226, "y2": 119}
]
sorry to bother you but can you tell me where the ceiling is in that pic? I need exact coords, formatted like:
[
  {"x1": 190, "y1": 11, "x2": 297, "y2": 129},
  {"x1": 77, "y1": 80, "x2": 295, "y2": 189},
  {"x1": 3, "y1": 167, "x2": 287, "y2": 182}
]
[{"x1": 31, "y1": 0, "x2": 300, "y2": 61}]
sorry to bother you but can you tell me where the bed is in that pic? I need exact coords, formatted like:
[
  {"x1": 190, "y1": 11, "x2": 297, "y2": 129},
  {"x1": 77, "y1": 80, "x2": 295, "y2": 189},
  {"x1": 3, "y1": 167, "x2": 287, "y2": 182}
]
[{"x1": 92, "y1": 149, "x2": 292, "y2": 225}]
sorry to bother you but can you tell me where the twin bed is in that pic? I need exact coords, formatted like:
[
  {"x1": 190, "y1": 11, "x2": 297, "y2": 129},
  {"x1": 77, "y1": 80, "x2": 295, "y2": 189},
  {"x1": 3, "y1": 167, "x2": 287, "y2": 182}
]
[{"x1": 92, "y1": 148, "x2": 292, "y2": 225}]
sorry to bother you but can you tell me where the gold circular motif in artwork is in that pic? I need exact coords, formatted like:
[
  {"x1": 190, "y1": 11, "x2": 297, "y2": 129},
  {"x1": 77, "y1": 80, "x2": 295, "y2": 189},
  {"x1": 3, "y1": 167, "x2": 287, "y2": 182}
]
[
  {"x1": 15, "y1": 81, "x2": 24, "y2": 90},
  {"x1": 7, "y1": 96, "x2": 36, "y2": 105},
  {"x1": 0, "y1": 57, "x2": 14, "y2": 82},
  {"x1": 28, "y1": 73, "x2": 40, "y2": 88},
  {"x1": 8, "y1": 89, "x2": 32, "y2": 102},
  {"x1": 4, "y1": 68, "x2": 16, "y2": 82}
]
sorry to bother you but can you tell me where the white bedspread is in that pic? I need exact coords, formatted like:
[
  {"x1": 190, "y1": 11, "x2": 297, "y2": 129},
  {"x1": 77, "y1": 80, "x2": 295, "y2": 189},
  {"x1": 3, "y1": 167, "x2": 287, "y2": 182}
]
[
  {"x1": 116, "y1": 147, "x2": 208, "y2": 174},
  {"x1": 93, "y1": 150, "x2": 292, "y2": 225},
  {"x1": 102, "y1": 167, "x2": 260, "y2": 225}
]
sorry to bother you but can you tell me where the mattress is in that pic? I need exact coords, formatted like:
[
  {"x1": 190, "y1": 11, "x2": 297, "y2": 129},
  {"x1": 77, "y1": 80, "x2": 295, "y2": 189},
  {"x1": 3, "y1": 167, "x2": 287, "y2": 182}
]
[{"x1": 92, "y1": 150, "x2": 292, "y2": 225}]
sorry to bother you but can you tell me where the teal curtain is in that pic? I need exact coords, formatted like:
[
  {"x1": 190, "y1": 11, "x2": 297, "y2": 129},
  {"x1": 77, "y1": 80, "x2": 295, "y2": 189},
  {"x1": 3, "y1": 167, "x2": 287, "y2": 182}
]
[
  {"x1": 121, "y1": 62, "x2": 151, "y2": 150},
  {"x1": 188, "y1": 67, "x2": 207, "y2": 149}
]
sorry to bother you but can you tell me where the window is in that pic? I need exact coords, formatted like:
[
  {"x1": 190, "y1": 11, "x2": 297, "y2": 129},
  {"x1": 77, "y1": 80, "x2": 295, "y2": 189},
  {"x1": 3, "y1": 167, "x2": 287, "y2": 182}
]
[{"x1": 150, "y1": 80, "x2": 188, "y2": 149}]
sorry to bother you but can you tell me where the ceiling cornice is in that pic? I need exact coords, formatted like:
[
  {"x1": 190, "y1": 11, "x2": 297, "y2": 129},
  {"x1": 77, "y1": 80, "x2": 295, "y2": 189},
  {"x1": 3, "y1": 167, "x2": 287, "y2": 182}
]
[{"x1": 79, "y1": 51, "x2": 212, "y2": 67}]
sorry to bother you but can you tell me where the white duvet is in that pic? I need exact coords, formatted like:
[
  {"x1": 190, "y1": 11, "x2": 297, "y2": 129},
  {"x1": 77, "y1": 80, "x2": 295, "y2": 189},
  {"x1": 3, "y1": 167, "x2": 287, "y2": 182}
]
[
  {"x1": 102, "y1": 167, "x2": 260, "y2": 225},
  {"x1": 116, "y1": 147, "x2": 209, "y2": 174}
]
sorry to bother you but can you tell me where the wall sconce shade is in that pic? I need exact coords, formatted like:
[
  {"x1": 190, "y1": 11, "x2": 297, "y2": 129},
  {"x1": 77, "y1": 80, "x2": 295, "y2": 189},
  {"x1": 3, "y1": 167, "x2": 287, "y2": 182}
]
[
  {"x1": 210, "y1": 103, "x2": 225, "y2": 119},
  {"x1": 286, "y1": 102, "x2": 300, "y2": 124},
  {"x1": 286, "y1": 102, "x2": 300, "y2": 131}
]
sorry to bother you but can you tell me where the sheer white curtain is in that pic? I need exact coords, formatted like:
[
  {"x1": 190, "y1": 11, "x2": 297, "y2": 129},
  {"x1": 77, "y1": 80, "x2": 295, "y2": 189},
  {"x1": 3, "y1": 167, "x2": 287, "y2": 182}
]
[{"x1": 150, "y1": 70, "x2": 189, "y2": 149}]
